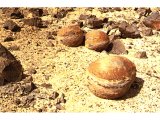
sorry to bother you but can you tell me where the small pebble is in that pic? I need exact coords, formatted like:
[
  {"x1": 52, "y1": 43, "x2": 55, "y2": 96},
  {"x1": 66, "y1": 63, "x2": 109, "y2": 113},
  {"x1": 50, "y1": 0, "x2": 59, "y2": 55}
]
[
  {"x1": 15, "y1": 98, "x2": 21, "y2": 105},
  {"x1": 46, "y1": 41, "x2": 54, "y2": 47},
  {"x1": 134, "y1": 51, "x2": 147, "y2": 58},
  {"x1": 56, "y1": 103, "x2": 65, "y2": 110},
  {"x1": 49, "y1": 91, "x2": 59, "y2": 100}
]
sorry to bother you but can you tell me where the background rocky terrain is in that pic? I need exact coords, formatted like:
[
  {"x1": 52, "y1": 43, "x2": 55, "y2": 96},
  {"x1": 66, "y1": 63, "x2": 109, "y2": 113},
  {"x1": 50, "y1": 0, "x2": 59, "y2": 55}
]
[{"x1": 0, "y1": 7, "x2": 160, "y2": 112}]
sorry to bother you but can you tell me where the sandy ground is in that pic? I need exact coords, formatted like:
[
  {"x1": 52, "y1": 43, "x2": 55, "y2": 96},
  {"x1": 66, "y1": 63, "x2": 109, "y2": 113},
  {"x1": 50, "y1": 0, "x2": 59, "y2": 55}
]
[{"x1": 0, "y1": 7, "x2": 160, "y2": 112}]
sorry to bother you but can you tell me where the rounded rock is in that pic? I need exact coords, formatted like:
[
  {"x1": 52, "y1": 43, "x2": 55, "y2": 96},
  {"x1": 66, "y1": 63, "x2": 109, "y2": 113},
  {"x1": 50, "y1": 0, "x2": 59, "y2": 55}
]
[
  {"x1": 57, "y1": 25, "x2": 84, "y2": 47},
  {"x1": 85, "y1": 30, "x2": 110, "y2": 52},
  {"x1": 87, "y1": 55, "x2": 136, "y2": 99}
]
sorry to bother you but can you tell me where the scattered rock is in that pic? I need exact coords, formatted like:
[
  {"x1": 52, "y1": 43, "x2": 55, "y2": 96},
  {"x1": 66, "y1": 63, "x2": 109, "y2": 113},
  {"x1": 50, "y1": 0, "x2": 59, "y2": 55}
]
[
  {"x1": 21, "y1": 79, "x2": 36, "y2": 95},
  {"x1": 23, "y1": 17, "x2": 46, "y2": 28},
  {"x1": 56, "y1": 103, "x2": 65, "y2": 110},
  {"x1": 53, "y1": 8, "x2": 70, "y2": 19},
  {"x1": 2, "y1": 8, "x2": 24, "y2": 19},
  {"x1": 47, "y1": 32, "x2": 55, "y2": 40},
  {"x1": 71, "y1": 20, "x2": 83, "y2": 28},
  {"x1": 0, "y1": 43, "x2": 23, "y2": 86},
  {"x1": 29, "y1": 8, "x2": 44, "y2": 17},
  {"x1": 143, "y1": 12, "x2": 160, "y2": 30},
  {"x1": 134, "y1": 51, "x2": 147, "y2": 58},
  {"x1": 15, "y1": 98, "x2": 21, "y2": 105},
  {"x1": 135, "y1": 8, "x2": 152, "y2": 17},
  {"x1": 3, "y1": 20, "x2": 21, "y2": 32},
  {"x1": 21, "y1": 95, "x2": 35, "y2": 107},
  {"x1": 119, "y1": 21, "x2": 141, "y2": 38},
  {"x1": 57, "y1": 25, "x2": 84, "y2": 47},
  {"x1": 98, "y1": 7, "x2": 122, "y2": 13},
  {"x1": 85, "y1": 17, "x2": 103, "y2": 29},
  {"x1": 141, "y1": 28, "x2": 153, "y2": 36},
  {"x1": 109, "y1": 39, "x2": 127, "y2": 55},
  {"x1": 49, "y1": 91, "x2": 59, "y2": 100}
]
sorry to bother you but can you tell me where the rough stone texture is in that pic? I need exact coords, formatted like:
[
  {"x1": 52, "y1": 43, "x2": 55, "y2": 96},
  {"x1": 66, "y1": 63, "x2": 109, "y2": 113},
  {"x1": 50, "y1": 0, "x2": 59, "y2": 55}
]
[{"x1": 0, "y1": 7, "x2": 160, "y2": 112}]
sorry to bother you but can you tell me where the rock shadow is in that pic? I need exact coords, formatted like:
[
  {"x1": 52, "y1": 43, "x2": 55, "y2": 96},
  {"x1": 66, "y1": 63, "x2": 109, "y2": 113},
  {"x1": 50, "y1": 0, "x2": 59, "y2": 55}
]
[{"x1": 116, "y1": 77, "x2": 144, "y2": 100}]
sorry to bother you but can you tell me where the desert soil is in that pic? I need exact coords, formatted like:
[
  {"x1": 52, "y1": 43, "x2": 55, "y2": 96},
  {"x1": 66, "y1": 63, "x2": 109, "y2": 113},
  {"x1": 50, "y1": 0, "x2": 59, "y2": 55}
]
[{"x1": 0, "y1": 7, "x2": 160, "y2": 112}]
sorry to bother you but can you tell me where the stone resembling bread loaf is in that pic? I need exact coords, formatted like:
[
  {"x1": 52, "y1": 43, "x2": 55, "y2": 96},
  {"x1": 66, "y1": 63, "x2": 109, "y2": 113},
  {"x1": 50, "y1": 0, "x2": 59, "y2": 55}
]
[
  {"x1": 87, "y1": 55, "x2": 136, "y2": 99},
  {"x1": 57, "y1": 25, "x2": 84, "y2": 47},
  {"x1": 85, "y1": 30, "x2": 110, "y2": 52}
]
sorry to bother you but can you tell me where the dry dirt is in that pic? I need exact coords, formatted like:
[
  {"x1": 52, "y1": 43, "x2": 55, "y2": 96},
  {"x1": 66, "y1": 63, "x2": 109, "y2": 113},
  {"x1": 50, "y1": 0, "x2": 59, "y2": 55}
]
[{"x1": 0, "y1": 7, "x2": 160, "y2": 112}]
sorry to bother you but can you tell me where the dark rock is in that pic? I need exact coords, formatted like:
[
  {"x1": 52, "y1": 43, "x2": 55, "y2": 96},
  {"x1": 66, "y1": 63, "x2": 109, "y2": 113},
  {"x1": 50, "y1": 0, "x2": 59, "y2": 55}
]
[
  {"x1": 37, "y1": 108, "x2": 43, "y2": 112},
  {"x1": 15, "y1": 98, "x2": 21, "y2": 105},
  {"x1": 0, "y1": 43, "x2": 23, "y2": 86},
  {"x1": 53, "y1": 8, "x2": 69, "y2": 19},
  {"x1": 135, "y1": 8, "x2": 152, "y2": 17},
  {"x1": 21, "y1": 80, "x2": 36, "y2": 95},
  {"x1": 85, "y1": 17, "x2": 103, "y2": 29},
  {"x1": 56, "y1": 103, "x2": 65, "y2": 110},
  {"x1": 134, "y1": 51, "x2": 147, "y2": 58},
  {"x1": 108, "y1": 39, "x2": 127, "y2": 54},
  {"x1": 141, "y1": 28, "x2": 153, "y2": 36},
  {"x1": 4, "y1": 36, "x2": 14, "y2": 42},
  {"x1": 21, "y1": 95, "x2": 35, "y2": 107},
  {"x1": 59, "y1": 93, "x2": 66, "y2": 103},
  {"x1": 102, "y1": 18, "x2": 108, "y2": 23},
  {"x1": 29, "y1": 8, "x2": 44, "y2": 17},
  {"x1": 119, "y1": 21, "x2": 141, "y2": 38},
  {"x1": 71, "y1": 20, "x2": 84, "y2": 28},
  {"x1": 23, "y1": 17, "x2": 45, "y2": 28},
  {"x1": 49, "y1": 91, "x2": 59, "y2": 100},
  {"x1": 2, "y1": 8, "x2": 24, "y2": 19},
  {"x1": 41, "y1": 83, "x2": 52, "y2": 89},
  {"x1": 3, "y1": 20, "x2": 21, "y2": 32},
  {"x1": 131, "y1": 82, "x2": 139, "y2": 89},
  {"x1": 143, "y1": 12, "x2": 160, "y2": 30},
  {"x1": 47, "y1": 32, "x2": 55, "y2": 40}
]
